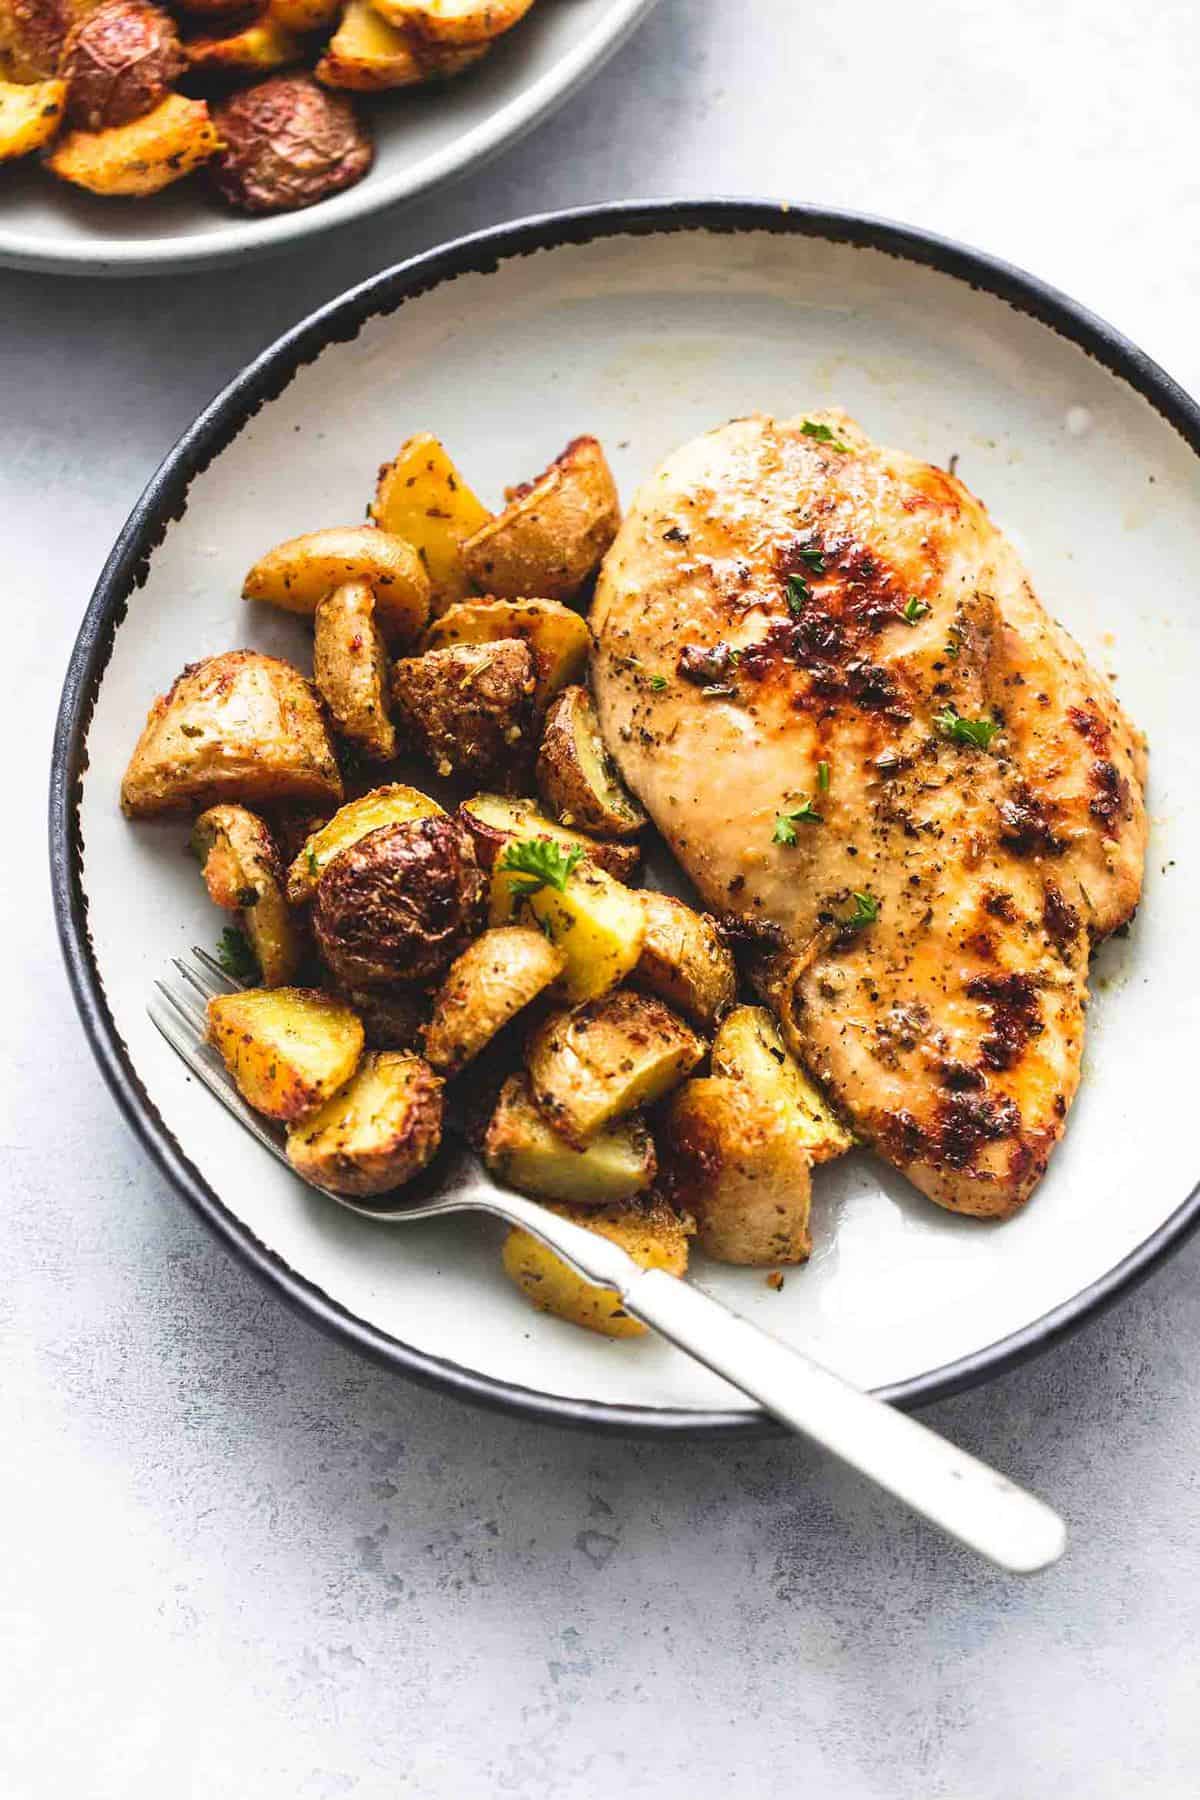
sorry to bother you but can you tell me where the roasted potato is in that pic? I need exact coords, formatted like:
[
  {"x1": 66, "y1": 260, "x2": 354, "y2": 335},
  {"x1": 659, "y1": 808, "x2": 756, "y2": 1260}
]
[
  {"x1": 527, "y1": 989, "x2": 704, "y2": 1146},
  {"x1": 391, "y1": 640, "x2": 535, "y2": 787},
  {"x1": 370, "y1": 433, "x2": 490, "y2": 612},
  {"x1": 286, "y1": 1050, "x2": 443, "y2": 1196},
  {"x1": 242, "y1": 525, "x2": 429, "y2": 646},
  {"x1": 665, "y1": 1077, "x2": 813, "y2": 1265},
  {"x1": 286, "y1": 783, "x2": 443, "y2": 903},
  {"x1": 313, "y1": 581, "x2": 397, "y2": 762},
  {"x1": 633, "y1": 890, "x2": 736, "y2": 1030},
  {"x1": 186, "y1": 17, "x2": 303, "y2": 75},
  {"x1": 422, "y1": 598, "x2": 588, "y2": 714},
  {"x1": 380, "y1": 0, "x2": 533, "y2": 49},
  {"x1": 210, "y1": 75, "x2": 372, "y2": 214},
  {"x1": 489, "y1": 846, "x2": 645, "y2": 1004},
  {"x1": 501, "y1": 1194, "x2": 691, "y2": 1339},
  {"x1": 461, "y1": 437, "x2": 620, "y2": 603},
  {"x1": 711, "y1": 1005, "x2": 854, "y2": 1163},
  {"x1": 192, "y1": 803, "x2": 301, "y2": 987},
  {"x1": 484, "y1": 1073, "x2": 655, "y2": 1207},
  {"x1": 60, "y1": 0, "x2": 182, "y2": 130},
  {"x1": 267, "y1": 0, "x2": 337, "y2": 31},
  {"x1": 422, "y1": 925, "x2": 563, "y2": 1074},
  {"x1": 535, "y1": 683, "x2": 645, "y2": 837},
  {"x1": 206, "y1": 986, "x2": 364, "y2": 1123},
  {"x1": 316, "y1": 0, "x2": 486, "y2": 91},
  {"x1": 0, "y1": 0, "x2": 72, "y2": 81},
  {"x1": 0, "y1": 75, "x2": 64, "y2": 157},
  {"x1": 46, "y1": 90, "x2": 218, "y2": 194},
  {"x1": 340, "y1": 983, "x2": 427, "y2": 1051},
  {"x1": 313, "y1": 814, "x2": 485, "y2": 986},
  {"x1": 120, "y1": 651, "x2": 343, "y2": 819},
  {"x1": 458, "y1": 791, "x2": 640, "y2": 883}
]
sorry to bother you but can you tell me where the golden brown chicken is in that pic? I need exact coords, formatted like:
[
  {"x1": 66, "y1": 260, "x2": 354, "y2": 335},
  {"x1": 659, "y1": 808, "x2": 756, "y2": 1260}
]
[{"x1": 591, "y1": 411, "x2": 1147, "y2": 1219}]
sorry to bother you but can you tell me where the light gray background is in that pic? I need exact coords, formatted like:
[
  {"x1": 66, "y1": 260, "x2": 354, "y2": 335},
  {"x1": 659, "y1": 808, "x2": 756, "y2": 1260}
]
[{"x1": 5, "y1": 3, "x2": 1200, "y2": 1794}]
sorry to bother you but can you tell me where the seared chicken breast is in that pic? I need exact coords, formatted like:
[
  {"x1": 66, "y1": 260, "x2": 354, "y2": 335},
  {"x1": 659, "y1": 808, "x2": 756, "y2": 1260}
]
[{"x1": 591, "y1": 412, "x2": 1147, "y2": 1218}]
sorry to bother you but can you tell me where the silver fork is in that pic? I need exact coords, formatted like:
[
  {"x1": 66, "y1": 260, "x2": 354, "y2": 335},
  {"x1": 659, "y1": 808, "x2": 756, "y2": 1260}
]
[{"x1": 150, "y1": 949, "x2": 1066, "y2": 1574}]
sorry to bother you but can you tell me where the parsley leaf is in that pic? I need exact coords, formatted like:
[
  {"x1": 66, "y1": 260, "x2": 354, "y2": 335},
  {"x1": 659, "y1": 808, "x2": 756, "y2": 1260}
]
[
  {"x1": 933, "y1": 705, "x2": 999, "y2": 750},
  {"x1": 306, "y1": 847, "x2": 319, "y2": 876},
  {"x1": 784, "y1": 573, "x2": 810, "y2": 615},
  {"x1": 802, "y1": 420, "x2": 852, "y2": 453},
  {"x1": 842, "y1": 891, "x2": 879, "y2": 930},
  {"x1": 797, "y1": 546, "x2": 826, "y2": 574},
  {"x1": 217, "y1": 925, "x2": 258, "y2": 983},
  {"x1": 649, "y1": 674, "x2": 669, "y2": 692},
  {"x1": 817, "y1": 760, "x2": 830, "y2": 792},
  {"x1": 773, "y1": 799, "x2": 823, "y2": 844},
  {"x1": 902, "y1": 597, "x2": 930, "y2": 624},
  {"x1": 499, "y1": 836, "x2": 584, "y2": 897}
]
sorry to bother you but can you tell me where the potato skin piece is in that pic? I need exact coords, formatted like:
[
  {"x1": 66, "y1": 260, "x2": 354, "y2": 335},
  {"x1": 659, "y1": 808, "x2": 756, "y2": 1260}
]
[
  {"x1": 392, "y1": 639, "x2": 535, "y2": 788},
  {"x1": 370, "y1": 433, "x2": 490, "y2": 612},
  {"x1": 242, "y1": 524, "x2": 428, "y2": 646},
  {"x1": 0, "y1": 75, "x2": 65, "y2": 158},
  {"x1": 0, "y1": 0, "x2": 72, "y2": 81},
  {"x1": 314, "y1": 815, "x2": 485, "y2": 987},
  {"x1": 46, "y1": 90, "x2": 218, "y2": 195},
  {"x1": 120, "y1": 650, "x2": 343, "y2": 819},
  {"x1": 535, "y1": 683, "x2": 646, "y2": 837},
  {"x1": 422, "y1": 925, "x2": 564, "y2": 1074},
  {"x1": 633, "y1": 890, "x2": 736, "y2": 1030},
  {"x1": 287, "y1": 783, "x2": 443, "y2": 904},
  {"x1": 484, "y1": 1073, "x2": 655, "y2": 1207},
  {"x1": 286, "y1": 1051, "x2": 443, "y2": 1196},
  {"x1": 210, "y1": 75, "x2": 372, "y2": 215},
  {"x1": 458, "y1": 792, "x2": 641, "y2": 883},
  {"x1": 206, "y1": 986, "x2": 364, "y2": 1123},
  {"x1": 192, "y1": 802, "x2": 301, "y2": 987},
  {"x1": 60, "y1": 0, "x2": 183, "y2": 131},
  {"x1": 381, "y1": 0, "x2": 533, "y2": 50},
  {"x1": 313, "y1": 581, "x2": 397, "y2": 762},
  {"x1": 501, "y1": 1194, "x2": 691, "y2": 1339},
  {"x1": 316, "y1": 0, "x2": 487, "y2": 92},
  {"x1": 664, "y1": 1076, "x2": 813, "y2": 1265},
  {"x1": 461, "y1": 436, "x2": 620, "y2": 603},
  {"x1": 526, "y1": 989, "x2": 705, "y2": 1147},
  {"x1": 422, "y1": 598, "x2": 588, "y2": 713},
  {"x1": 340, "y1": 984, "x2": 427, "y2": 1051}
]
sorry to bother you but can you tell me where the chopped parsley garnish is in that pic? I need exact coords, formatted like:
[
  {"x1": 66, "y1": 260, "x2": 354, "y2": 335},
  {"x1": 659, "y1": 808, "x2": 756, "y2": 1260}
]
[
  {"x1": 817, "y1": 760, "x2": 830, "y2": 792},
  {"x1": 773, "y1": 799, "x2": 823, "y2": 844},
  {"x1": 797, "y1": 546, "x2": 826, "y2": 574},
  {"x1": 217, "y1": 925, "x2": 258, "y2": 983},
  {"x1": 499, "y1": 836, "x2": 583, "y2": 897},
  {"x1": 944, "y1": 622, "x2": 964, "y2": 660},
  {"x1": 933, "y1": 705, "x2": 999, "y2": 750},
  {"x1": 306, "y1": 847, "x2": 319, "y2": 876},
  {"x1": 784, "y1": 573, "x2": 810, "y2": 615},
  {"x1": 802, "y1": 420, "x2": 852, "y2": 453},
  {"x1": 842, "y1": 891, "x2": 879, "y2": 930},
  {"x1": 649, "y1": 674, "x2": 669, "y2": 692},
  {"x1": 902, "y1": 597, "x2": 930, "y2": 624}
]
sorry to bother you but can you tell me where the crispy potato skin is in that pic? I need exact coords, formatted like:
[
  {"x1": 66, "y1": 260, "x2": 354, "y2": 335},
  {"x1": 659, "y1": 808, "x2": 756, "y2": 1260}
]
[
  {"x1": 286, "y1": 1050, "x2": 443, "y2": 1195},
  {"x1": 392, "y1": 640, "x2": 535, "y2": 788},
  {"x1": 46, "y1": 89, "x2": 218, "y2": 194},
  {"x1": 192, "y1": 803, "x2": 301, "y2": 987},
  {"x1": 0, "y1": 75, "x2": 65, "y2": 157},
  {"x1": 535, "y1": 683, "x2": 646, "y2": 836},
  {"x1": 0, "y1": 0, "x2": 72, "y2": 81},
  {"x1": 206, "y1": 986, "x2": 364, "y2": 1123},
  {"x1": 484, "y1": 1073, "x2": 656, "y2": 1207},
  {"x1": 422, "y1": 926, "x2": 563, "y2": 1074},
  {"x1": 665, "y1": 1077, "x2": 813, "y2": 1265},
  {"x1": 458, "y1": 792, "x2": 640, "y2": 883},
  {"x1": 422, "y1": 598, "x2": 588, "y2": 713},
  {"x1": 461, "y1": 436, "x2": 620, "y2": 602},
  {"x1": 339, "y1": 984, "x2": 427, "y2": 1050},
  {"x1": 711, "y1": 1005, "x2": 854, "y2": 1163},
  {"x1": 211, "y1": 75, "x2": 372, "y2": 214},
  {"x1": 633, "y1": 890, "x2": 737, "y2": 1030},
  {"x1": 527, "y1": 989, "x2": 705, "y2": 1147},
  {"x1": 313, "y1": 581, "x2": 397, "y2": 762},
  {"x1": 380, "y1": 0, "x2": 533, "y2": 49},
  {"x1": 286, "y1": 784, "x2": 443, "y2": 902},
  {"x1": 370, "y1": 433, "x2": 490, "y2": 612},
  {"x1": 316, "y1": 0, "x2": 487, "y2": 91},
  {"x1": 121, "y1": 650, "x2": 343, "y2": 818},
  {"x1": 314, "y1": 815, "x2": 485, "y2": 986},
  {"x1": 242, "y1": 524, "x2": 428, "y2": 645},
  {"x1": 60, "y1": 0, "x2": 183, "y2": 130},
  {"x1": 186, "y1": 17, "x2": 303, "y2": 76},
  {"x1": 501, "y1": 1195, "x2": 691, "y2": 1339}
]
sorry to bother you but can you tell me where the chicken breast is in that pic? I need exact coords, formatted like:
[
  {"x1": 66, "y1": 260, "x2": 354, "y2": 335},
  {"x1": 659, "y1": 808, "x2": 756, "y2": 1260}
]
[{"x1": 591, "y1": 412, "x2": 1147, "y2": 1218}]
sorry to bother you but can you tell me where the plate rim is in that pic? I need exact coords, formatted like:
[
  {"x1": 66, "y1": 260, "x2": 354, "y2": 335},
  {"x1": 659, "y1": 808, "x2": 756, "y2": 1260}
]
[
  {"x1": 50, "y1": 195, "x2": 1200, "y2": 1435},
  {"x1": 0, "y1": 0, "x2": 657, "y2": 278}
]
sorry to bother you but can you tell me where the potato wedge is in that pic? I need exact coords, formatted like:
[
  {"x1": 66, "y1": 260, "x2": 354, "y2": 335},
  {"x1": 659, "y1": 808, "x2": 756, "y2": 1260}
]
[
  {"x1": 527, "y1": 989, "x2": 704, "y2": 1146},
  {"x1": 422, "y1": 926, "x2": 563, "y2": 1074},
  {"x1": 317, "y1": 1, "x2": 486, "y2": 91},
  {"x1": 392, "y1": 640, "x2": 535, "y2": 787},
  {"x1": 490, "y1": 851, "x2": 645, "y2": 1005},
  {"x1": 634, "y1": 890, "x2": 737, "y2": 1030},
  {"x1": 458, "y1": 792, "x2": 640, "y2": 883},
  {"x1": 46, "y1": 90, "x2": 218, "y2": 195},
  {"x1": 206, "y1": 986, "x2": 364, "y2": 1123},
  {"x1": 121, "y1": 651, "x2": 343, "y2": 819},
  {"x1": 711, "y1": 1005, "x2": 854, "y2": 1163},
  {"x1": 313, "y1": 581, "x2": 396, "y2": 762},
  {"x1": 286, "y1": 1050, "x2": 442, "y2": 1196},
  {"x1": 286, "y1": 783, "x2": 443, "y2": 903},
  {"x1": 185, "y1": 16, "x2": 303, "y2": 72},
  {"x1": 380, "y1": 0, "x2": 533, "y2": 50},
  {"x1": 422, "y1": 598, "x2": 588, "y2": 713},
  {"x1": 242, "y1": 525, "x2": 431, "y2": 649},
  {"x1": 461, "y1": 437, "x2": 620, "y2": 603},
  {"x1": 484, "y1": 1073, "x2": 655, "y2": 1207},
  {"x1": 665, "y1": 1076, "x2": 813, "y2": 1265},
  {"x1": 501, "y1": 1194, "x2": 690, "y2": 1339},
  {"x1": 370, "y1": 432, "x2": 490, "y2": 613},
  {"x1": 0, "y1": 75, "x2": 64, "y2": 159},
  {"x1": 192, "y1": 803, "x2": 301, "y2": 987},
  {"x1": 535, "y1": 683, "x2": 646, "y2": 837}
]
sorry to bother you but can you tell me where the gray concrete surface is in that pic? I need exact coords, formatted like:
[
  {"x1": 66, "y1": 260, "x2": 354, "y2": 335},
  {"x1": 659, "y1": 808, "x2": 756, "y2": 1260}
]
[{"x1": 5, "y1": 2, "x2": 1200, "y2": 1793}]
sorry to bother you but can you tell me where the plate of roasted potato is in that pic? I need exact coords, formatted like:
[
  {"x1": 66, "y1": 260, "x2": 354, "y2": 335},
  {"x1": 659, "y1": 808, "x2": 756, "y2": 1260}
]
[
  {"x1": 53, "y1": 202, "x2": 1200, "y2": 1428},
  {"x1": 0, "y1": 0, "x2": 656, "y2": 273}
]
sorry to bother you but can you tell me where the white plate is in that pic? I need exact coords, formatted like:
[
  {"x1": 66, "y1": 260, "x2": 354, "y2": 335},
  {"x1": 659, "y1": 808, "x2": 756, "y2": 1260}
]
[
  {"x1": 52, "y1": 201, "x2": 1200, "y2": 1430},
  {"x1": 0, "y1": 0, "x2": 655, "y2": 277}
]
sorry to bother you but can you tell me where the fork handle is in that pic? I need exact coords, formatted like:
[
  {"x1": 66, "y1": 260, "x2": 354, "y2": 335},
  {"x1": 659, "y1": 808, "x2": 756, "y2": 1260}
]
[{"x1": 620, "y1": 1267, "x2": 1065, "y2": 1573}]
